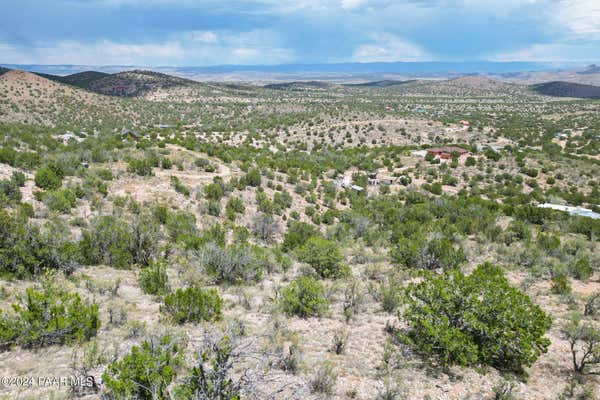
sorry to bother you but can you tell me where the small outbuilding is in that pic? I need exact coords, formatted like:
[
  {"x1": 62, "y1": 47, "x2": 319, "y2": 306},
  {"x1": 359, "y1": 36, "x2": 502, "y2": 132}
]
[
  {"x1": 121, "y1": 129, "x2": 141, "y2": 141},
  {"x1": 368, "y1": 172, "x2": 378, "y2": 185}
]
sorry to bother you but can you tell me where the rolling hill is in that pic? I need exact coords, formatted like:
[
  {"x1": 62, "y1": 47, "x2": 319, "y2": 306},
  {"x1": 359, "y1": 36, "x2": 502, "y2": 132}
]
[
  {"x1": 86, "y1": 69, "x2": 197, "y2": 97},
  {"x1": 344, "y1": 80, "x2": 415, "y2": 87},
  {"x1": 531, "y1": 81, "x2": 600, "y2": 98},
  {"x1": 263, "y1": 81, "x2": 334, "y2": 90},
  {"x1": 389, "y1": 76, "x2": 532, "y2": 97},
  {"x1": 57, "y1": 71, "x2": 110, "y2": 89},
  {"x1": 0, "y1": 70, "x2": 155, "y2": 126}
]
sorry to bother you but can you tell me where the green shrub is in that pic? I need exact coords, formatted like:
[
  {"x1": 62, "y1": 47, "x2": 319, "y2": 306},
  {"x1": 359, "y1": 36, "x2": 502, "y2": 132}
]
[
  {"x1": 252, "y1": 213, "x2": 280, "y2": 243},
  {"x1": 225, "y1": 196, "x2": 245, "y2": 221},
  {"x1": 152, "y1": 204, "x2": 169, "y2": 224},
  {"x1": 246, "y1": 168, "x2": 262, "y2": 187},
  {"x1": 34, "y1": 166, "x2": 62, "y2": 190},
  {"x1": 402, "y1": 263, "x2": 552, "y2": 372},
  {"x1": 280, "y1": 276, "x2": 329, "y2": 318},
  {"x1": 584, "y1": 292, "x2": 600, "y2": 317},
  {"x1": 503, "y1": 220, "x2": 530, "y2": 244},
  {"x1": 569, "y1": 257, "x2": 594, "y2": 281},
  {"x1": 297, "y1": 237, "x2": 348, "y2": 279},
  {"x1": 484, "y1": 148, "x2": 501, "y2": 161},
  {"x1": 80, "y1": 216, "x2": 133, "y2": 268},
  {"x1": 391, "y1": 234, "x2": 465, "y2": 270},
  {"x1": 176, "y1": 334, "x2": 242, "y2": 400},
  {"x1": 309, "y1": 363, "x2": 337, "y2": 396},
  {"x1": 537, "y1": 233, "x2": 560, "y2": 252},
  {"x1": 171, "y1": 176, "x2": 190, "y2": 197},
  {"x1": 102, "y1": 334, "x2": 182, "y2": 400},
  {"x1": 43, "y1": 188, "x2": 77, "y2": 213},
  {"x1": 127, "y1": 159, "x2": 154, "y2": 176},
  {"x1": 428, "y1": 182, "x2": 443, "y2": 195},
  {"x1": 379, "y1": 279, "x2": 403, "y2": 313},
  {"x1": 96, "y1": 168, "x2": 114, "y2": 181},
  {"x1": 167, "y1": 211, "x2": 198, "y2": 242},
  {"x1": 161, "y1": 157, "x2": 173, "y2": 169},
  {"x1": 0, "y1": 210, "x2": 80, "y2": 277},
  {"x1": 551, "y1": 273, "x2": 571, "y2": 295},
  {"x1": 514, "y1": 204, "x2": 551, "y2": 225},
  {"x1": 561, "y1": 314, "x2": 600, "y2": 374},
  {"x1": 207, "y1": 200, "x2": 221, "y2": 216},
  {"x1": 80, "y1": 214, "x2": 160, "y2": 269},
  {"x1": 196, "y1": 242, "x2": 265, "y2": 283},
  {"x1": 0, "y1": 285, "x2": 100, "y2": 350},
  {"x1": 204, "y1": 182, "x2": 224, "y2": 201},
  {"x1": 161, "y1": 287, "x2": 223, "y2": 324},
  {"x1": 282, "y1": 221, "x2": 320, "y2": 251},
  {"x1": 0, "y1": 178, "x2": 22, "y2": 203},
  {"x1": 8, "y1": 171, "x2": 24, "y2": 186},
  {"x1": 138, "y1": 261, "x2": 170, "y2": 296}
]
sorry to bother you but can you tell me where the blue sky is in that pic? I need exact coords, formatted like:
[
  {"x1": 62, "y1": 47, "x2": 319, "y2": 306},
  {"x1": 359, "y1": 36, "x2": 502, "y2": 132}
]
[{"x1": 1, "y1": 0, "x2": 600, "y2": 66}]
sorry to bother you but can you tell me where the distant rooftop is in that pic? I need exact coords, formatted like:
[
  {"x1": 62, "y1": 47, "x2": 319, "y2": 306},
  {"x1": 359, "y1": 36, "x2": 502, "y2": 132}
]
[{"x1": 538, "y1": 203, "x2": 600, "y2": 219}]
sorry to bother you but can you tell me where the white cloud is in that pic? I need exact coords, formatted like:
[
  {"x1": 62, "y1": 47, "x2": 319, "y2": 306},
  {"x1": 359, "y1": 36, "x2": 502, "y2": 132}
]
[
  {"x1": 551, "y1": 0, "x2": 600, "y2": 39},
  {"x1": 190, "y1": 31, "x2": 218, "y2": 43},
  {"x1": 50, "y1": 40, "x2": 184, "y2": 65},
  {"x1": 491, "y1": 42, "x2": 600, "y2": 62},
  {"x1": 352, "y1": 33, "x2": 430, "y2": 62},
  {"x1": 341, "y1": 0, "x2": 367, "y2": 10},
  {"x1": 0, "y1": 33, "x2": 295, "y2": 66},
  {"x1": 0, "y1": 40, "x2": 184, "y2": 65}
]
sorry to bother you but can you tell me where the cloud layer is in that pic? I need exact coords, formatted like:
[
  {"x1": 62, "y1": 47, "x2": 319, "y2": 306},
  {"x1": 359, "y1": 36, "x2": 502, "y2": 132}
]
[{"x1": 1, "y1": 0, "x2": 599, "y2": 65}]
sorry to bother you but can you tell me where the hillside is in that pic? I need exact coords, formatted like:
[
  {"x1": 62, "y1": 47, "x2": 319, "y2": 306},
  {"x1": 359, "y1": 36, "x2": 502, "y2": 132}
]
[
  {"x1": 263, "y1": 81, "x2": 334, "y2": 90},
  {"x1": 344, "y1": 80, "x2": 415, "y2": 87},
  {"x1": 28, "y1": 70, "x2": 110, "y2": 91},
  {"x1": 86, "y1": 69, "x2": 197, "y2": 96},
  {"x1": 1, "y1": 62, "x2": 600, "y2": 400},
  {"x1": 0, "y1": 66, "x2": 10, "y2": 76},
  {"x1": 496, "y1": 65, "x2": 600, "y2": 86},
  {"x1": 390, "y1": 76, "x2": 533, "y2": 97},
  {"x1": 58, "y1": 70, "x2": 110, "y2": 89},
  {"x1": 531, "y1": 81, "x2": 600, "y2": 98},
  {"x1": 0, "y1": 70, "x2": 173, "y2": 126},
  {"x1": 576, "y1": 64, "x2": 600, "y2": 75}
]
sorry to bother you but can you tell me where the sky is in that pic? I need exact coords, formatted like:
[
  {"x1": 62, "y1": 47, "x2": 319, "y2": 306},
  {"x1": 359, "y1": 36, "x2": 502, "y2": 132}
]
[{"x1": 1, "y1": 0, "x2": 600, "y2": 66}]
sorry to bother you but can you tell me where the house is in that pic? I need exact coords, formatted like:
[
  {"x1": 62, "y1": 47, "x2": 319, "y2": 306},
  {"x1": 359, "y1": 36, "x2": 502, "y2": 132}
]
[
  {"x1": 459, "y1": 120, "x2": 470, "y2": 126},
  {"x1": 368, "y1": 172, "x2": 379, "y2": 185},
  {"x1": 554, "y1": 132, "x2": 569, "y2": 140},
  {"x1": 57, "y1": 132, "x2": 84, "y2": 145},
  {"x1": 427, "y1": 146, "x2": 468, "y2": 159},
  {"x1": 351, "y1": 185, "x2": 364, "y2": 192},
  {"x1": 339, "y1": 175, "x2": 351, "y2": 188},
  {"x1": 121, "y1": 129, "x2": 141, "y2": 141}
]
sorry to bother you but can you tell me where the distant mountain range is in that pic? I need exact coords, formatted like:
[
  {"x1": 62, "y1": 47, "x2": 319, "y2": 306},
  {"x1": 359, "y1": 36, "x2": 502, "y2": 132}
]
[
  {"x1": 0, "y1": 61, "x2": 590, "y2": 79},
  {"x1": 3, "y1": 64, "x2": 600, "y2": 100}
]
